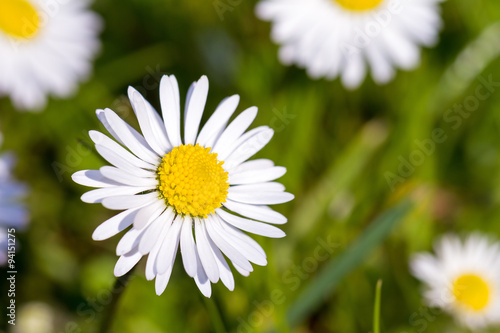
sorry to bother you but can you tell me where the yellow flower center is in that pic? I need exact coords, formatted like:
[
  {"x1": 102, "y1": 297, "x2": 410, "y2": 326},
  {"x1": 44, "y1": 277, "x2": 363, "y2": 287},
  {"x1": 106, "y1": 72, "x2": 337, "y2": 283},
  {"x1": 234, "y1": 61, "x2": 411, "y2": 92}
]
[
  {"x1": 452, "y1": 274, "x2": 491, "y2": 311},
  {"x1": 157, "y1": 144, "x2": 229, "y2": 218},
  {"x1": 334, "y1": 0, "x2": 384, "y2": 11},
  {"x1": 0, "y1": 0, "x2": 40, "y2": 38}
]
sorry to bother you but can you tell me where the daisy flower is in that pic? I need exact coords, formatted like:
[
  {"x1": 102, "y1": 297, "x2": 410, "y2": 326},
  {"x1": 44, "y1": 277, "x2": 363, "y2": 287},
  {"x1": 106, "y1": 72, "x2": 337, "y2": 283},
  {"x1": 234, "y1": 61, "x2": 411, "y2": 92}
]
[
  {"x1": 0, "y1": 133, "x2": 28, "y2": 265},
  {"x1": 255, "y1": 0, "x2": 445, "y2": 89},
  {"x1": 410, "y1": 233, "x2": 500, "y2": 330},
  {"x1": 0, "y1": 0, "x2": 102, "y2": 111},
  {"x1": 72, "y1": 75, "x2": 293, "y2": 297}
]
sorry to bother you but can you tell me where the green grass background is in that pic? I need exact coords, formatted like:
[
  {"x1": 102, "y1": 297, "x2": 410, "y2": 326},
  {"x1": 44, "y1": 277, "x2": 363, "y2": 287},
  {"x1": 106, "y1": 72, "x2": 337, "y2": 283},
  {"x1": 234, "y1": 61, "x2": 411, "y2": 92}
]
[{"x1": 2, "y1": 0, "x2": 500, "y2": 332}]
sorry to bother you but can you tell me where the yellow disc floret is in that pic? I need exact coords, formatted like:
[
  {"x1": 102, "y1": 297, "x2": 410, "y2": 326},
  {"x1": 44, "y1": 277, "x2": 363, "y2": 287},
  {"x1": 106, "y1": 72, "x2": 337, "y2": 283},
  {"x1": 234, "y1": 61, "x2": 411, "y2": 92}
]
[
  {"x1": 334, "y1": 0, "x2": 384, "y2": 11},
  {"x1": 453, "y1": 274, "x2": 491, "y2": 311},
  {"x1": 0, "y1": 0, "x2": 40, "y2": 39},
  {"x1": 157, "y1": 144, "x2": 229, "y2": 218}
]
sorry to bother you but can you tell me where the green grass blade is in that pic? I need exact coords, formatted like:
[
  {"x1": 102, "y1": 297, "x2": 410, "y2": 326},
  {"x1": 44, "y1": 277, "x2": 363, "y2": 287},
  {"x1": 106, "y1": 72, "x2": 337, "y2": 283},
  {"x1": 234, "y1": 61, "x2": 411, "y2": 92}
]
[
  {"x1": 373, "y1": 279, "x2": 383, "y2": 333},
  {"x1": 289, "y1": 120, "x2": 388, "y2": 239},
  {"x1": 286, "y1": 199, "x2": 414, "y2": 327},
  {"x1": 203, "y1": 297, "x2": 226, "y2": 333},
  {"x1": 431, "y1": 21, "x2": 500, "y2": 113}
]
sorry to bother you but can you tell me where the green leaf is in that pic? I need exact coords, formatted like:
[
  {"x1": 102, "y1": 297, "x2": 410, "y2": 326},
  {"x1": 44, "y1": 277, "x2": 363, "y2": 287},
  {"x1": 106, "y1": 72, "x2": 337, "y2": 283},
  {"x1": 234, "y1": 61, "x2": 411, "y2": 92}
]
[
  {"x1": 286, "y1": 199, "x2": 414, "y2": 327},
  {"x1": 373, "y1": 279, "x2": 383, "y2": 333}
]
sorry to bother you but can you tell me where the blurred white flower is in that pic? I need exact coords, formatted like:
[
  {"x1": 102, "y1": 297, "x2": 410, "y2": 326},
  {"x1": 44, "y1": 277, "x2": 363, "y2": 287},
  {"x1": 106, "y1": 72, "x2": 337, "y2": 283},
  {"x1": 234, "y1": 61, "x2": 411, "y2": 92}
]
[
  {"x1": 14, "y1": 302, "x2": 54, "y2": 333},
  {"x1": 0, "y1": 133, "x2": 28, "y2": 265},
  {"x1": 411, "y1": 233, "x2": 500, "y2": 330},
  {"x1": 0, "y1": 0, "x2": 102, "y2": 111},
  {"x1": 256, "y1": 0, "x2": 445, "y2": 89},
  {"x1": 73, "y1": 75, "x2": 293, "y2": 297}
]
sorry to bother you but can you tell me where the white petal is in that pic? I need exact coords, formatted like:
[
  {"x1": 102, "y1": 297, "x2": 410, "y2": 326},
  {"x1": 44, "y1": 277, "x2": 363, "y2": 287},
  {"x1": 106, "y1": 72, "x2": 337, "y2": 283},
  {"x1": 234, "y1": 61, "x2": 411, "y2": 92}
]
[
  {"x1": 224, "y1": 127, "x2": 274, "y2": 170},
  {"x1": 216, "y1": 209, "x2": 286, "y2": 238},
  {"x1": 82, "y1": 186, "x2": 153, "y2": 204},
  {"x1": 212, "y1": 106, "x2": 257, "y2": 157},
  {"x1": 381, "y1": 29, "x2": 420, "y2": 70},
  {"x1": 410, "y1": 253, "x2": 443, "y2": 284},
  {"x1": 217, "y1": 126, "x2": 272, "y2": 161},
  {"x1": 99, "y1": 166, "x2": 158, "y2": 187},
  {"x1": 232, "y1": 262, "x2": 251, "y2": 277},
  {"x1": 365, "y1": 42, "x2": 395, "y2": 84},
  {"x1": 195, "y1": 218, "x2": 220, "y2": 283},
  {"x1": 184, "y1": 82, "x2": 196, "y2": 116},
  {"x1": 223, "y1": 199, "x2": 287, "y2": 224},
  {"x1": 114, "y1": 248, "x2": 142, "y2": 277},
  {"x1": 228, "y1": 182, "x2": 285, "y2": 193},
  {"x1": 116, "y1": 227, "x2": 143, "y2": 256},
  {"x1": 215, "y1": 217, "x2": 267, "y2": 266},
  {"x1": 145, "y1": 220, "x2": 172, "y2": 280},
  {"x1": 220, "y1": 221, "x2": 266, "y2": 258},
  {"x1": 205, "y1": 215, "x2": 253, "y2": 272},
  {"x1": 156, "y1": 215, "x2": 183, "y2": 275},
  {"x1": 100, "y1": 109, "x2": 160, "y2": 165},
  {"x1": 95, "y1": 144, "x2": 154, "y2": 178},
  {"x1": 92, "y1": 208, "x2": 140, "y2": 241},
  {"x1": 216, "y1": 126, "x2": 269, "y2": 162},
  {"x1": 207, "y1": 235, "x2": 235, "y2": 291},
  {"x1": 128, "y1": 87, "x2": 171, "y2": 155},
  {"x1": 194, "y1": 254, "x2": 212, "y2": 298},
  {"x1": 227, "y1": 191, "x2": 294, "y2": 205},
  {"x1": 72, "y1": 170, "x2": 120, "y2": 188},
  {"x1": 197, "y1": 95, "x2": 241, "y2": 147},
  {"x1": 89, "y1": 130, "x2": 156, "y2": 169},
  {"x1": 160, "y1": 75, "x2": 182, "y2": 147},
  {"x1": 101, "y1": 192, "x2": 158, "y2": 210},
  {"x1": 184, "y1": 76, "x2": 209, "y2": 145},
  {"x1": 231, "y1": 159, "x2": 275, "y2": 173},
  {"x1": 139, "y1": 207, "x2": 175, "y2": 255},
  {"x1": 341, "y1": 54, "x2": 366, "y2": 90},
  {"x1": 155, "y1": 265, "x2": 174, "y2": 295},
  {"x1": 180, "y1": 216, "x2": 197, "y2": 277},
  {"x1": 133, "y1": 199, "x2": 166, "y2": 229}
]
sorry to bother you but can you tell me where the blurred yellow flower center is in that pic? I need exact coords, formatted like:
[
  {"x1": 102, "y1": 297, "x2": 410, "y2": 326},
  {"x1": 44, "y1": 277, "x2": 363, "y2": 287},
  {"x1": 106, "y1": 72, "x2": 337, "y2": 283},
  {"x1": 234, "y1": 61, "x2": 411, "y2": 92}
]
[
  {"x1": 334, "y1": 0, "x2": 384, "y2": 11},
  {"x1": 157, "y1": 144, "x2": 229, "y2": 218},
  {"x1": 0, "y1": 0, "x2": 40, "y2": 38},
  {"x1": 452, "y1": 274, "x2": 490, "y2": 311}
]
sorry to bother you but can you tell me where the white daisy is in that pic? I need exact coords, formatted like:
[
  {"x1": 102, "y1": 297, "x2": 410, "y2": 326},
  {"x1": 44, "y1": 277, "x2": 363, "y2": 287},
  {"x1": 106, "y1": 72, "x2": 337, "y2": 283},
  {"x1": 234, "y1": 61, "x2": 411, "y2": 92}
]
[
  {"x1": 410, "y1": 233, "x2": 500, "y2": 330},
  {"x1": 0, "y1": 0, "x2": 102, "y2": 111},
  {"x1": 256, "y1": 0, "x2": 445, "y2": 89},
  {"x1": 72, "y1": 75, "x2": 293, "y2": 297},
  {"x1": 0, "y1": 133, "x2": 28, "y2": 265}
]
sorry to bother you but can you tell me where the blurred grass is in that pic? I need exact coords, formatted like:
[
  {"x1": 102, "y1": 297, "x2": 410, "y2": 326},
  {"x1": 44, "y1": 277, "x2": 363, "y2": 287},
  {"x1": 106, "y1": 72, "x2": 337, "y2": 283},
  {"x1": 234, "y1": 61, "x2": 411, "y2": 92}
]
[
  {"x1": 1, "y1": 0, "x2": 500, "y2": 332},
  {"x1": 287, "y1": 199, "x2": 414, "y2": 328}
]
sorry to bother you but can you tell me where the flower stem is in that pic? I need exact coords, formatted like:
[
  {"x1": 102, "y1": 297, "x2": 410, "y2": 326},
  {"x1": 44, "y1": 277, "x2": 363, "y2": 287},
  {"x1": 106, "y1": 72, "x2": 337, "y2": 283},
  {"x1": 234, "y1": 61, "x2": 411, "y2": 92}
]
[
  {"x1": 373, "y1": 279, "x2": 383, "y2": 333},
  {"x1": 98, "y1": 266, "x2": 136, "y2": 333},
  {"x1": 203, "y1": 296, "x2": 226, "y2": 333}
]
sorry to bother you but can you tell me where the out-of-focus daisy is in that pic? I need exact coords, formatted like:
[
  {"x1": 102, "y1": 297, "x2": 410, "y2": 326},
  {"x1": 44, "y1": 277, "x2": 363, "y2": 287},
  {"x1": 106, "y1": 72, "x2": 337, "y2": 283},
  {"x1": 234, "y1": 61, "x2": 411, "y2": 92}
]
[
  {"x1": 256, "y1": 0, "x2": 444, "y2": 89},
  {"x1": 0, "y1": 0, "x2": 102, "y2": 111},
  {"x1": 0, "y1": 133, "x2": 28, "y2": 264},
  {"x1": 72, "y1": 75, "x2": 293, "y2": 297},
  {"x1": 410, "y1": 233, "x2": 500, "y2": 330}
]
